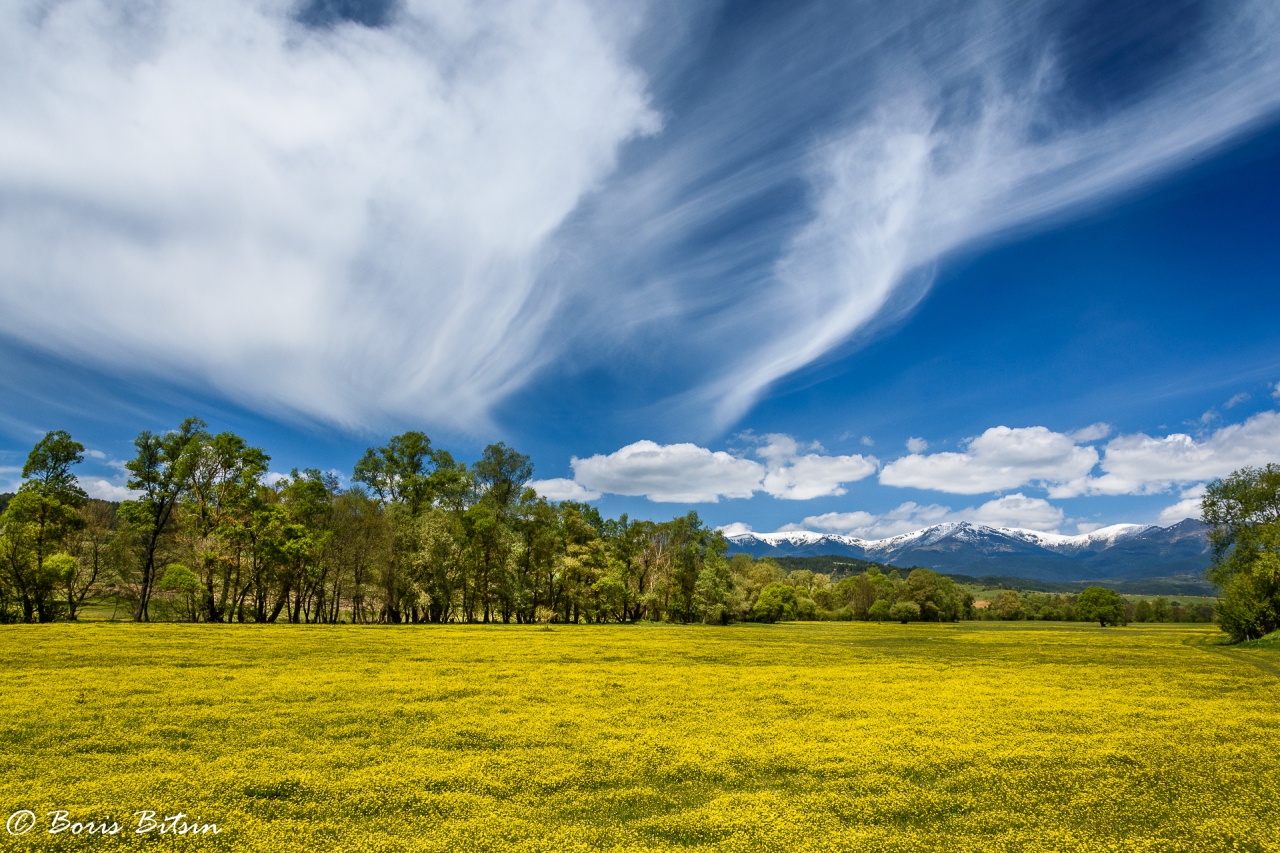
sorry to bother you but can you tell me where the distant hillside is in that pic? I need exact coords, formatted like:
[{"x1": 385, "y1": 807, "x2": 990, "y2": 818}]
[
  {"x1": 727, "y1": 519, "x2": 1211, "y2": 583},
  {"x1": 763, "y1": 554, "x2": 1217, "y2": 597}
]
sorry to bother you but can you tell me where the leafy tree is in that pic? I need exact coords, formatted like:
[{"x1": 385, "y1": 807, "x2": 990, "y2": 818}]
[
  {"x1": 694, "y1": 538, "x2": 733, "y2": 624},
  {"x1": 353, "y1": 432, "x2": 436, "y2": 514},
  {"x1": 0, "y1": 431, "x2": 89, "y2": 622},
  {"x1": 22, "y1": 430, "x2": 88, "y2": 504},
  {"x1": 123, "y1": 418, "x2": 206, "y2": 621},
  {"x1": 868, "y1": 599, "x2": 891, "y2": 622},
  {"x1": 991, "y1": 590, "x2": 1023, "y2": 621},
  {"x1": 888, "y1": 600, "x2": 920, "y2": 623},
  {"x1": 1076, "y1": 587, "x2": 1127, "y2": 627},
  {"x1": 1151, "y1": 596, "x2": 1171, "y2": 623},
  {"x1": 1202, "y1": 464, "x2": 1280, "y2": 641},
  {"x1": 752, "y1": 582, "x2": 797, "y2": 623},
  {"x1": 1133, "y1": 599, "x2": 1154, "y2": 623},
  {"x1": 159, "y1": 563, "x2": 203, "y2": 622}
]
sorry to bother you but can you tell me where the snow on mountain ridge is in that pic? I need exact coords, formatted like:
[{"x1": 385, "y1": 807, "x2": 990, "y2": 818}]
[
  {"x1": 997, "y1": 523, "x2": 1155, "y2": 551},
  {"x1": 728, "y1": 521, "x2": 1160, "y2": 555}
]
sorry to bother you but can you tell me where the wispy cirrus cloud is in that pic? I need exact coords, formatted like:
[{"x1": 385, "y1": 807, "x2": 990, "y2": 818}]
[
  {"x1": 1, "y1": 0, "x2": 1278, "y2": 437},
  {"x1": 0, "y1": 0, "x2": 659, "y2": 431}
]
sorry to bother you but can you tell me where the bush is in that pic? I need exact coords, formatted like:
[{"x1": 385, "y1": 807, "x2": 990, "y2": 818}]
[
  {"x1": 751, "y1": 582, "x2": 798, "y2": 623},
  {"x1": 868, "y1": 599, "x2": 891, "y2": 622},
  {"x1": 888, "y1": 601, "x2": 920, "y2": 623}
]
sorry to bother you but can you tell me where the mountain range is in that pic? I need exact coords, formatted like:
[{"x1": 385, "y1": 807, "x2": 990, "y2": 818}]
[{"x1": 725, "y1": 518, "x2": 1211, "y2": 583}]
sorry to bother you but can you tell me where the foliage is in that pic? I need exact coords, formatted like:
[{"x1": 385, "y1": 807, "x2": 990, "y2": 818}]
[
  {"x1": 888, "y1": 600, "x2": 920, "y2": 623},
  {"x1": 1075, "y1": 587, "x2": 1127, "y2": 627},
  {"x1": 1202, "y1": 464, "x2": 1280, "y2": 641},
  {"x1": 0, "y1": 424, "x2": 1234, "y2": 629}
]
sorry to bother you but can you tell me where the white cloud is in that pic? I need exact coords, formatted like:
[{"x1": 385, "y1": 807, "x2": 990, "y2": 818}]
[
  {"x1": 717, "y1": 522, "x2": 753, "y2": 537},
  {"x1": 1067, "y1": 423, "x2": 1111, "y2": 442},
  {"x1": 1273, "y1": 381, "x2": 1280, "y2": 400},
  {"x1": 786, "y1": 492, "x2": 1064, "y2": 538},
  {"x1": 568, "y1": 434, "x2": 876, "y2": 503},
  {"x1": 880, "y1": 426, "x2": 1098, "y2": 495},
  {"x1": 1225, "y1": 392, "x2": 1250, "y2": 409},
  {"x1": 528, "y1": 478, "x2": 601, "y2": 502},
  {"x1": 572, "y1": 441, "x2": 764, "y2": 503},
  {"x1": 85, "y1": 449, "x2": 107, "y2": 459},
  {"x1": 1157, "y1": 484, "x2": 1206, "y2": 526},
  {"x1": 83, "y1": 479, "x2": 140, "y2": 501},
  {"x1": 756, "y1": 434, "x2": 877, "y2": 500},
  {"x1": 695, "y1": 1, "x2": 1280, "y2": 428},
  {"x1": 264, "y1": 471, "x2": 290, "y2": 487},
  {"x1": 905, "y1": 437, "x2": 928, "y2": 453},
  {"x1": 860, "y1": 436, "x2": 875, "y2": 447},
  {"x1": 962, "y1": 494, "x2": 1065, "y2": 531},
  {"x1": 1087, "y1": 410, "x2": 1280, "y2": 495},
  {"x1": 0, "y1": 0, "x2": 657, "y2": 430}
]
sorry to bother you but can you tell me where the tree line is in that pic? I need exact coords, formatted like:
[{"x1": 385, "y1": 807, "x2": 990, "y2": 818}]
[
  {"x1": 1, "y1": 423, "x2": 1271, "y2": 639},
  {"x1": 0, "y1": 422, "x2": 977, "y2": 625}
]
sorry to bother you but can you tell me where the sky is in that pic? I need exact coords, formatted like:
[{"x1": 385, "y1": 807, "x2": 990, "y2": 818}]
[{"x1": 1, "y1": 0, "x2": 1278, "y2": 539}]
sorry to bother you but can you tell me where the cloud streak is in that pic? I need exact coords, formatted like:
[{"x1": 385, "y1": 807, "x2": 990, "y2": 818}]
[
  {"x1": 1, "y1": 1, "x2": 1277, "y2": 434},
  {"x1": 0, "y1": 0, "x2": 658, "y2": 430}
]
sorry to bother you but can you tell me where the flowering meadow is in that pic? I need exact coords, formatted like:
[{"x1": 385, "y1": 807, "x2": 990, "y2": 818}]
[{"x1": 0, "y1": 622, "x2": 1276, "y2": 852}]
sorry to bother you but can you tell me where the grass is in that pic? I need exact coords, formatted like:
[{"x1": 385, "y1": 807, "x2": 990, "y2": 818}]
[{"x1": 0, "y1": 622, "x2": 1276, "y2": 852}]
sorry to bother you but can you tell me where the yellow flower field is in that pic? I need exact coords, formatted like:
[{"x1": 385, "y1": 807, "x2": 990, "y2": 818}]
[{"x1": 0, "y1": 622, "x2": 1276, "y2": 852}]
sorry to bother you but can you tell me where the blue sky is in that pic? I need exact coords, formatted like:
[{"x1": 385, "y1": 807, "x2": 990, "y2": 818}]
[{"x1": 1, "y1": 0, "x2": 1278, "y2": 538}]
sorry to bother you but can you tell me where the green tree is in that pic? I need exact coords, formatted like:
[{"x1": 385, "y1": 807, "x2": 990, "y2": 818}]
[
  {"x1": 868, "y1": 599, "x2": 891, "y2": 622},
  {"x1": 888, "y1": 600, "x2": 920, "y2": 623},
  {"x1": 1202, "y1": 464, "x2": 1280, "y2": 642},
  {"x1": 991, "y1": 590, "x2": 1023, "y2": 621},
  {"x1": 1076, "y1": 587, "x2": 1127, "y2": 627},
  {"x1": 752, "y1": 582, "x2": 797, "y2": 623},
  {"x1": 123, "y1": 418, "x2": 206, "y2": 621},
  {"x1": 0, "y1": 431, "x2": 89, "y2": 622}
]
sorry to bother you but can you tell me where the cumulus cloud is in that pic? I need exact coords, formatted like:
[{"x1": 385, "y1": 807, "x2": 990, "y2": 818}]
[
  {"x1": 569, "y1": 434, "x2": 876, "y2": 503},
  {"x1": 83, "y1": 479, "x2": 140, "y2": 501},
  {"x1": 0, "y1": 0, "x2": 658, "y2": 430},
  {"x1": 785, "y1": 492, "x2": 1065, "y2": 538},
  {"x1": 756, "y1": 434, "x2": 878, "y2": 500},
  {"x1": 880, "y1": 426, "x2": 1098, "y2": 495},
  {"x1": 528, "y1": 478, "x2": 602, "y2": 502},
  {"x1": 905, "y1": 437, "x2": 928, "y2": 453},
  {"x1": 1156, "y1": 484, "x2": 1206, "y2": 526},
  {"x1": 717, "y1": 522, "x2": 753, "y2": 537},
  {"x1": 1067, "y1": 423, "x2": 1112, "y2": 442},
  {"x1": 860, "y1": 436, "x2": 875, "y2": 447},
  {"x1": 1087, "y1": 410, "x2": 1280, "y2": 495},
  {"x1": 572, "y1": 441, "x2": 763, "y2": 503}
]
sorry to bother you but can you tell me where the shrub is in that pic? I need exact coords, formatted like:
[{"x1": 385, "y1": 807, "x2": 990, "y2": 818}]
[
  {"x1": 751, "y1": 582, "x2": 798, "y2": 623},
  {"x1": 888, "y1": 601, "x2": 920, "y2": 623}
]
